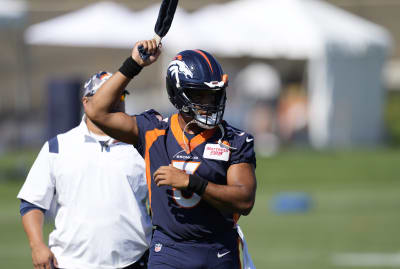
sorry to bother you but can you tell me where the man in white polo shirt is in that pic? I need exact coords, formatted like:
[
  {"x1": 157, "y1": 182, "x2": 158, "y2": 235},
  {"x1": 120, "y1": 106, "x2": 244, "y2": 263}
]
[{"x1": 17, "y1": 71, "x2": 152, "y2": 269}]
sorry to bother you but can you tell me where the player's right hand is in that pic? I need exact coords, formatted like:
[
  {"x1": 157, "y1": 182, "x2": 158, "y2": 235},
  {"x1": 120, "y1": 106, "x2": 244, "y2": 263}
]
[
  {"x1": 132, "y1": 39, "x2": 161, "y2": 67},
  {"x1": 31, "y1": 242, "x2": 58, "y2": 269}
]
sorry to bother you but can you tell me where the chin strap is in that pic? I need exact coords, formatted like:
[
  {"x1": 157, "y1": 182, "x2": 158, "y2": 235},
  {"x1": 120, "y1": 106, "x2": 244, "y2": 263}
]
[
  {"x1": 182, "y1": 120, "x2": 196, "y2": 152},
  {"x1": 217, "y1": 123, "x2": 237, "y2": 150},
  {"x1": 183, "y1": 120, "x2": 237, "y2": 151}
]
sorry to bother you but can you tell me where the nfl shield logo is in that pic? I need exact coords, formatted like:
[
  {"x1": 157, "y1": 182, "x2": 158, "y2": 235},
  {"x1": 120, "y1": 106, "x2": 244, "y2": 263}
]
[{"x1": 155, "y1": 243, "x2": 162, "y2": 252}]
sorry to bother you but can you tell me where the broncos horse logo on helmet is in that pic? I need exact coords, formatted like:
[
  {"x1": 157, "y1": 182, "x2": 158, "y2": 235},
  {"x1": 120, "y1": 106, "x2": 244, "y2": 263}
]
[
  {"x1": 168, "y1": 59, "x2": 194, "y2": 89},
  {"x1": 166, "y1": 50, "x2": 229, "y2": 129}
]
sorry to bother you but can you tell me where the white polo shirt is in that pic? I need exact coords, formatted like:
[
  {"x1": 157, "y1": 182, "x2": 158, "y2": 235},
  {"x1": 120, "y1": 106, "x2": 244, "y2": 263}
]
[{"x1": 18, "y1": 117, "x2": 152, "y2": 269}]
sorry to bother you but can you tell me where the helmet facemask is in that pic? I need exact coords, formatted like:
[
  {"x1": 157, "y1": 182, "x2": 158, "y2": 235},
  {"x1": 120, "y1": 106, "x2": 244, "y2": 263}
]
[{"x1": 181, "y1": 88, "x2": 226, "y2": 129}]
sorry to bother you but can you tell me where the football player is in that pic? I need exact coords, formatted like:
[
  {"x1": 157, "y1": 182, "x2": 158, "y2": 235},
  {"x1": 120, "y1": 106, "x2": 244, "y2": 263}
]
[{"x1": 85, "y1": 39, "x2": 256, "y2": 269}]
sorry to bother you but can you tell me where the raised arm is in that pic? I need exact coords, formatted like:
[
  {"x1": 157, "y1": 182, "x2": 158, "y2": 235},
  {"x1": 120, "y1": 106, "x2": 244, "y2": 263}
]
[{"x1": 84, "y1": 39, "x2": 161, "y2": 145}]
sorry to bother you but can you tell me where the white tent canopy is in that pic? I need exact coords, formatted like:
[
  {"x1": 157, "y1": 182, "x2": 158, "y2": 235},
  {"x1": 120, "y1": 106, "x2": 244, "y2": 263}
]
[
  {"x1": 0, "y1": 0, "x2": 27, "y2": 22},
  {"x1": 25, "y1": 1, "x2": 188, "y2": 48},
  {"x1": 169, "y1": 0, "x2": 322, "y2": 59},
  {"x1": 166, "y1": 0, "x2": 390, "y2": 59},
  {"x1": 25, "y1": 0, "x2": 392, "y2": 148},
  {"x1": 26, "y1": 2, "x2": 136, "y2": 47}
]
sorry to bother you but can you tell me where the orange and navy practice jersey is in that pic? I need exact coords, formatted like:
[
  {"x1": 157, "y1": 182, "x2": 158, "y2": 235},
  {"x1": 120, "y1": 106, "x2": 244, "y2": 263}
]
[{"x1": 135, "y1": 109, "x2": 256, "y2": 241}]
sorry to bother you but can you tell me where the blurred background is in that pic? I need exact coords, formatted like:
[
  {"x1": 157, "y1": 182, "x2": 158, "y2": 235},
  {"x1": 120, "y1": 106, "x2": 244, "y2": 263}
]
[{"x1": 1, "y1": 0, "x2": 399, "y2": 268}]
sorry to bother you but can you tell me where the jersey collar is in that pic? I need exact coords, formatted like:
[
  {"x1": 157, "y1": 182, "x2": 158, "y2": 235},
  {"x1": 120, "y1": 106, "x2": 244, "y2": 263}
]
[
  {"x1": 79, "y1": 115, "x2": 114, "y2": 144},
  {"x1": 170, "y1": 113, "x2": 216, "y2": 154}
]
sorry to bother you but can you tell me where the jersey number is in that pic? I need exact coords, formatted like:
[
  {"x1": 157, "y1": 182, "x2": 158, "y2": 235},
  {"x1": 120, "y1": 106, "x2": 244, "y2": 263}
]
[{"x1": 172, "y1": 161, "x2": 201, "y2": 208}]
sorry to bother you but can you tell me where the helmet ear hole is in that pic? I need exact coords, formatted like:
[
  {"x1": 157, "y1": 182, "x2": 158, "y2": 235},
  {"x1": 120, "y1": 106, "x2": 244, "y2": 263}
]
[{"x1": 182, "y1": 106, "x2": 190, "y2": 113}]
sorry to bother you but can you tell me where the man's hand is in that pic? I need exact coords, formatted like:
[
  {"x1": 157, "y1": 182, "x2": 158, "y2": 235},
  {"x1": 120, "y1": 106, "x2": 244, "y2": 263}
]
[
  {"x1": 153, "y1": 165, "x2": 189, "y2": 190},
  {"x1": 31, "y1": 242, "x2": 58, "y2": 269},
  {"x1": 132, "y1": 39, "x2": 161, "y2": 67}
]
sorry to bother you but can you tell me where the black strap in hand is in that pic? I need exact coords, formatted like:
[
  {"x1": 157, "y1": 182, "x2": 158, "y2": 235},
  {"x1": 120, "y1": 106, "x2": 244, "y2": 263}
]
[{"x1": 138, "y1": 45, "x2": 151, "y2": 61}]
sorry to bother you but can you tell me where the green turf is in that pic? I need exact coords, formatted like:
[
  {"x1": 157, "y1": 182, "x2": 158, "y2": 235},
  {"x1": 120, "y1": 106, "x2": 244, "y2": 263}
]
[
  {"x1": 1, "y1": 148, "x2": 400, "y2": 268},
  {"x1": 239, "y1": 149, "x2": 400, "y2": 269}
]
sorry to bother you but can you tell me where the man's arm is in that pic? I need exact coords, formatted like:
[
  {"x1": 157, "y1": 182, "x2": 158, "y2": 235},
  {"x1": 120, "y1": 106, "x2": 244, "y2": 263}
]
[
  {"x1": 84, "y1": 39, "x2": 161, "y2": 145},
  {"x1": 202, "y1": 163, "x2": 256, "y2": 215},
  {"x1": 153, "y1": 162, "x2": 257, "y2": 215},
  {"x1": 22, "y1": 210, "x2": 58, "y2": 269}
]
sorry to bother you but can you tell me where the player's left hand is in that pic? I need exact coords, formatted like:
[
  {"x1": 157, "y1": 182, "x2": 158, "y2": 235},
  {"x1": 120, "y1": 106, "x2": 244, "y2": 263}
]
[{"x1": 153, "y1": 165, "x2": 189, "y2": 189}]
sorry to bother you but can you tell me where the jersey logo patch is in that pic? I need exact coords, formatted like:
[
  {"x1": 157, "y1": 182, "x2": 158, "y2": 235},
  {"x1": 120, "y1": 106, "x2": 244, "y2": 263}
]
[
  {"x1": 203, "y1": 143, "x2": 230, "y2": 161},
  {"x1": 217, "y1": 251, "x2": 231, "y2": 258},
  {"x1": 155, "y1": 243, "x2": 162, "y2": 252}
]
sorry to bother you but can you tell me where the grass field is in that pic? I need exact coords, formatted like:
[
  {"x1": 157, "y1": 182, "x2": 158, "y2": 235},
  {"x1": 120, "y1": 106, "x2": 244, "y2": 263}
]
[{"x1": 1, "y1": 148, "x2": 400, "y2": 268}]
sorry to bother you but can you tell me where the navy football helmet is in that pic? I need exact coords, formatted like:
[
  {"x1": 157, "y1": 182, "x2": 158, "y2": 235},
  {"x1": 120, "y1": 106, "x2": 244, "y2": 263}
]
[{"x1": 166, "y1": 50, "x2": 228, "y2": 129}]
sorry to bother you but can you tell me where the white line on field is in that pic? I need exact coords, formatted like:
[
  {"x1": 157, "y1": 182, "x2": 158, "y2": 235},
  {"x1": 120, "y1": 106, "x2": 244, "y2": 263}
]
[{"x1": 332, "y1": 253, "x2": 400, "y2": 267}]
